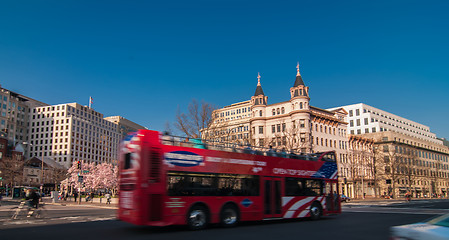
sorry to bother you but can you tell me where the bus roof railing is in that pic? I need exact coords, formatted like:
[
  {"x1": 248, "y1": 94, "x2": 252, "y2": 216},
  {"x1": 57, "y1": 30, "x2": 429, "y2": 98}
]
[{"x1": 159, "y1": 133, "x2": 335, "y2": 162}]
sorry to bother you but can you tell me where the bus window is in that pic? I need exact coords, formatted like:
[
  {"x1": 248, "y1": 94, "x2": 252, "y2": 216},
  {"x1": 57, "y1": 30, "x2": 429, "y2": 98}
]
[
  {"x1": 167, "y1": 171, "x2": 259, "y2": 196},
  {"x1": 285, "y1": 177, "x2": 324, "y2": 196}
]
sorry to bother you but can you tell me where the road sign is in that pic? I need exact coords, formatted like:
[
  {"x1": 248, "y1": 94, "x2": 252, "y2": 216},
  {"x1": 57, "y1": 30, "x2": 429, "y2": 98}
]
[
  {"x1": 78, "y1": 176, "x2": 84, "y2": 183},
  {"x1": 83, "y1": 170, "x2": 89, "y2": 174}
]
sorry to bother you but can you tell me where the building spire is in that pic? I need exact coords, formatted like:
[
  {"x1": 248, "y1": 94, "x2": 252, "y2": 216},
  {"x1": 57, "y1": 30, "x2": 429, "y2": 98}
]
[
  {"x1": 254, "y1": 72, "x2": 265, "y2": 96},
  {"x1": 293, "y1": 62, "x2": 305, "y2": 87},
  {"x1": 296, "y1": 62, "x2": 301, "y2": 76}
]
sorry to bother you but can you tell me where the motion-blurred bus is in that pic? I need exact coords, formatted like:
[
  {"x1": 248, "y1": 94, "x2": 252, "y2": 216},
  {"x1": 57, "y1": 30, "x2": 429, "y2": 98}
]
[{"x1": 118, "y1": 130, "x2": 341, "y2": 229}]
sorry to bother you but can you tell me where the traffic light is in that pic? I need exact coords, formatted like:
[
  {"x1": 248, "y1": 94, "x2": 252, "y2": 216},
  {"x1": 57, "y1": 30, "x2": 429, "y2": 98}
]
[{"x1": 77, "y1": 161, "x2": 81, "y2": 169}]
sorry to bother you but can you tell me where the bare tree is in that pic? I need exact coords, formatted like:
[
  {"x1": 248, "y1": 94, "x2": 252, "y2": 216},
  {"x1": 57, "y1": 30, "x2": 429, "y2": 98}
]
[
  {"x1": 0, "y1": 156, "x2": 25, "y2": 188},
  {"x1": 49, "y1": 167, "x2": 68, "y2": 190},
  {"x1": 375, "y1": 144, "x2": 406, "y2": 199},
  {"x1": 175, "y1": 99, "x2": 216, "y2": 139}
]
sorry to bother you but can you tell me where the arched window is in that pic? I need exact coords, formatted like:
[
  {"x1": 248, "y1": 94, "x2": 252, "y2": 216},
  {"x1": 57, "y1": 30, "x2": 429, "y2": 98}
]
[
  {"x1": 272, "y1": 109, "x2": 276, "y2": 116},
  {"x1": 259, "y1": 111, "x2": 262, "y2": 117},
  {"x1": 277, "y1": 108, "x2": 280, "y2": 114},
  {"x1": 300, "y1": 102, "x2": 303, "y2": 109},
  {"x1": 281, "y1": 107, "x2": 285, "y2": 114}
]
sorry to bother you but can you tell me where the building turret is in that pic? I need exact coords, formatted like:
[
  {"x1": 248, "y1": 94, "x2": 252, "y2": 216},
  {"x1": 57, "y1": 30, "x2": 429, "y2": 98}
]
[
  {"x1": 290, "y1": 63, "x2": 310, "y2": 100},
  {"x1": 251, "y1": 73, "x2": 268, "y2": 106}
]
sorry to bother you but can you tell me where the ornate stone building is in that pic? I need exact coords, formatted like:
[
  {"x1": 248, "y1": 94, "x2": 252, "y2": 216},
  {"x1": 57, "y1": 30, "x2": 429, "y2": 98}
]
[{"x1": 208, "y1": 64, "x2": 348, "y2": 157}]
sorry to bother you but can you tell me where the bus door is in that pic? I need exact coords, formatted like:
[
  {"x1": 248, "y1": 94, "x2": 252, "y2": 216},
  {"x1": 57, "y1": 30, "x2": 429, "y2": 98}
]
[
  {"x1": 142, "y1": 143, "x2": 164, "y2": 222},
  {"x1": 325, "y1": 181, "x2": 340, "y2": 213},
  {"x1": 263, "y1": 177, "x2": 282, "y2": 219}
]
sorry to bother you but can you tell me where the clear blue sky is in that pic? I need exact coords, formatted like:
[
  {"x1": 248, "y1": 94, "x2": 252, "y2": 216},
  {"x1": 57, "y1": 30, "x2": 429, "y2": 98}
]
[{"x1": 1, "y1": 1, "x2": 448, "y2": 138}]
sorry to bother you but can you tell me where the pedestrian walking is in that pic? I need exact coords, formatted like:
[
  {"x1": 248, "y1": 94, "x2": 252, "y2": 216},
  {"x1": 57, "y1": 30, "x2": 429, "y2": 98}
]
[{"x1": 105, "y1": 193, "x2": 111, "y2": 204}]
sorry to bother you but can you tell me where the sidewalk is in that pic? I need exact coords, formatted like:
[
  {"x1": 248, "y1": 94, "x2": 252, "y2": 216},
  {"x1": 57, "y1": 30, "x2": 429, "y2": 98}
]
[
  {"x1": 2, "y1": 196, "x2": 118, "y2": 209},
  {"x1": 344, "y1": 197, "x2": 449, "y2": 205}
]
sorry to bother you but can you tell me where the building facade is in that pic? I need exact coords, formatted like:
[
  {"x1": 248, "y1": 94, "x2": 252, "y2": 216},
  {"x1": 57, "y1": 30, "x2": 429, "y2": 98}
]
[
  {"x1": 340, "y1": 135, "x2": 375, "y2": 198},
  {"x1": 363, "y1": 131, "x2": 449, "y2": 198},
  {"x1": 27, "y1": 103, "x2": 123, "y2": 168},
  {"x1": 104, "y1": 116, "x2": 146, "y2": 141},
  {"x1": 208, "y1": 65, "x2": 348, "y2": 157},
  {"x1": 0, "y1": 85, "x2": 47, "y2": 144},
  {"x1": 329, "y1": 103, "x2": 441, "y2": 145}
]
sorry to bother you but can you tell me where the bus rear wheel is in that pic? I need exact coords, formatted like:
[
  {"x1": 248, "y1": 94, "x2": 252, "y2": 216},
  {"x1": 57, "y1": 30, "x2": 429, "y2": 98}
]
[
  {"x1": 309, "y1": 202, "x2": 322, "y2": 220},
  {"x1": 220, "y1": 205, "x2": 239, "y2": 227},
  {"x1": 187, "y1": 205, "x2": 209, "y2": 230}
]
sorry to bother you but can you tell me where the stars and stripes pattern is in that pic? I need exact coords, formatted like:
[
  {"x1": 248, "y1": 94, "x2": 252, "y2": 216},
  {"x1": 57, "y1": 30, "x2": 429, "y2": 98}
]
[
  {"x1": 312, "y1": 162, "x2": 338, "y2": 179},
  {"x1": 121, "y1": 132, "x2": 141, "y2": 169},
  {"x1": 282, "y1": 196, "x2": 326, "y2": 219}
]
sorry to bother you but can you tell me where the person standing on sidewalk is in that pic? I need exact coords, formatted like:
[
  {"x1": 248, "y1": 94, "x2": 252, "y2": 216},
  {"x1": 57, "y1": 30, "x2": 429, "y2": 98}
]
[{"x1": 73, "y1": 192, "x2": 78, "y2": 202}]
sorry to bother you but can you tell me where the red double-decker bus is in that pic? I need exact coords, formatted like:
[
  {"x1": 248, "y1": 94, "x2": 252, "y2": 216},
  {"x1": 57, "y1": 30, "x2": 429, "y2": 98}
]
[{"x1": 118, "y1": 129, "x2": 341, "y2": 229}]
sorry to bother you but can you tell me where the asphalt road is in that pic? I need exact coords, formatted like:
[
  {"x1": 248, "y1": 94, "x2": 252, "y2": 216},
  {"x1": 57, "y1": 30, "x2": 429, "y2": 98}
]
[{"x1": 1, "y1": 199, "x2": 448, "y2": 240}]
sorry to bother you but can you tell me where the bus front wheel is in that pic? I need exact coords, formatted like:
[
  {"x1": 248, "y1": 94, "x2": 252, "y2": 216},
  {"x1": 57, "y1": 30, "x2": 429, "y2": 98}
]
[
  {"x1": 220, "y1": 205, "x2": 239, "y2": 227},
  {"x1": 187, "y1": 205, "x2": 209, "y2": 230}
]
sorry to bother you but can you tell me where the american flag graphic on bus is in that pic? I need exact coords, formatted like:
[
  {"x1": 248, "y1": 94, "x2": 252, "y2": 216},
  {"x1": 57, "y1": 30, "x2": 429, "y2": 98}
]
[{"x1": 311, "y1": 162, "x2": 338, "y2": 179}]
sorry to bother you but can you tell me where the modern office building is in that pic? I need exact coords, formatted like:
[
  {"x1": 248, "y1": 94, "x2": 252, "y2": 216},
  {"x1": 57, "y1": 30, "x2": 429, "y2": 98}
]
[
  {"x1": 104, "y1": 116, "x2": 146, "y2": 141},
  {"x1": 328, "y1": 103, "x2": 441, "y2": 145},
  {"x1": 27, "y1": 103, "x2": 126, "y2": 168},
  {"x1": 0, "y1": 84, "x2": 48, "y2": 144}
]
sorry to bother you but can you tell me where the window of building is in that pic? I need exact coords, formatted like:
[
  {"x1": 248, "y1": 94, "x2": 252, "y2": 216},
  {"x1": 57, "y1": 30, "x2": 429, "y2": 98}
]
[
  {"x1": 258, "y1": 126, "x2": 263, "y2": 134},
  {"x1": 356, "y1": 109, "x2": 360, "y2": 116},
  {"x1": 349, "y1": 110, "x2": 353, "y2": 117},
  {"x1": 356, "y1": 119, "x2": 361, "y2": 126}
]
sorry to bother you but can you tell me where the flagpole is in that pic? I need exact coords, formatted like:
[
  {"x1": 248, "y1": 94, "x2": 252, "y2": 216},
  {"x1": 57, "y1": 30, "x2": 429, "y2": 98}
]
[{"x1": 89, "y1": 97, "x2": 92, "y2": 109}]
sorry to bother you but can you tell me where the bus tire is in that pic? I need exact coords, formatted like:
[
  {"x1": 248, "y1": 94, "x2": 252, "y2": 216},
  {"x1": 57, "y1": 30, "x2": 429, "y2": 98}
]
[
  {"x1": 220, "y1": 204, "x2": 239, "y2": 228},
  {"x1": 187, "y1": 205, "x2": 209, "y2": 230},
  {"x1": 309, "y1": 202, "x2": 322, "y2": 220}
]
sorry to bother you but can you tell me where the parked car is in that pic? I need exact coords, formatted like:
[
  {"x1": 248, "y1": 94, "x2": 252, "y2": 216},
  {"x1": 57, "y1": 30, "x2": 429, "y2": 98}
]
[
  {"x1": 340, "y1": 194, "x2": 350, "y2": 202},
  {"x1": 390, "y1": 213, "x2": 449, "y2": 240}
]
